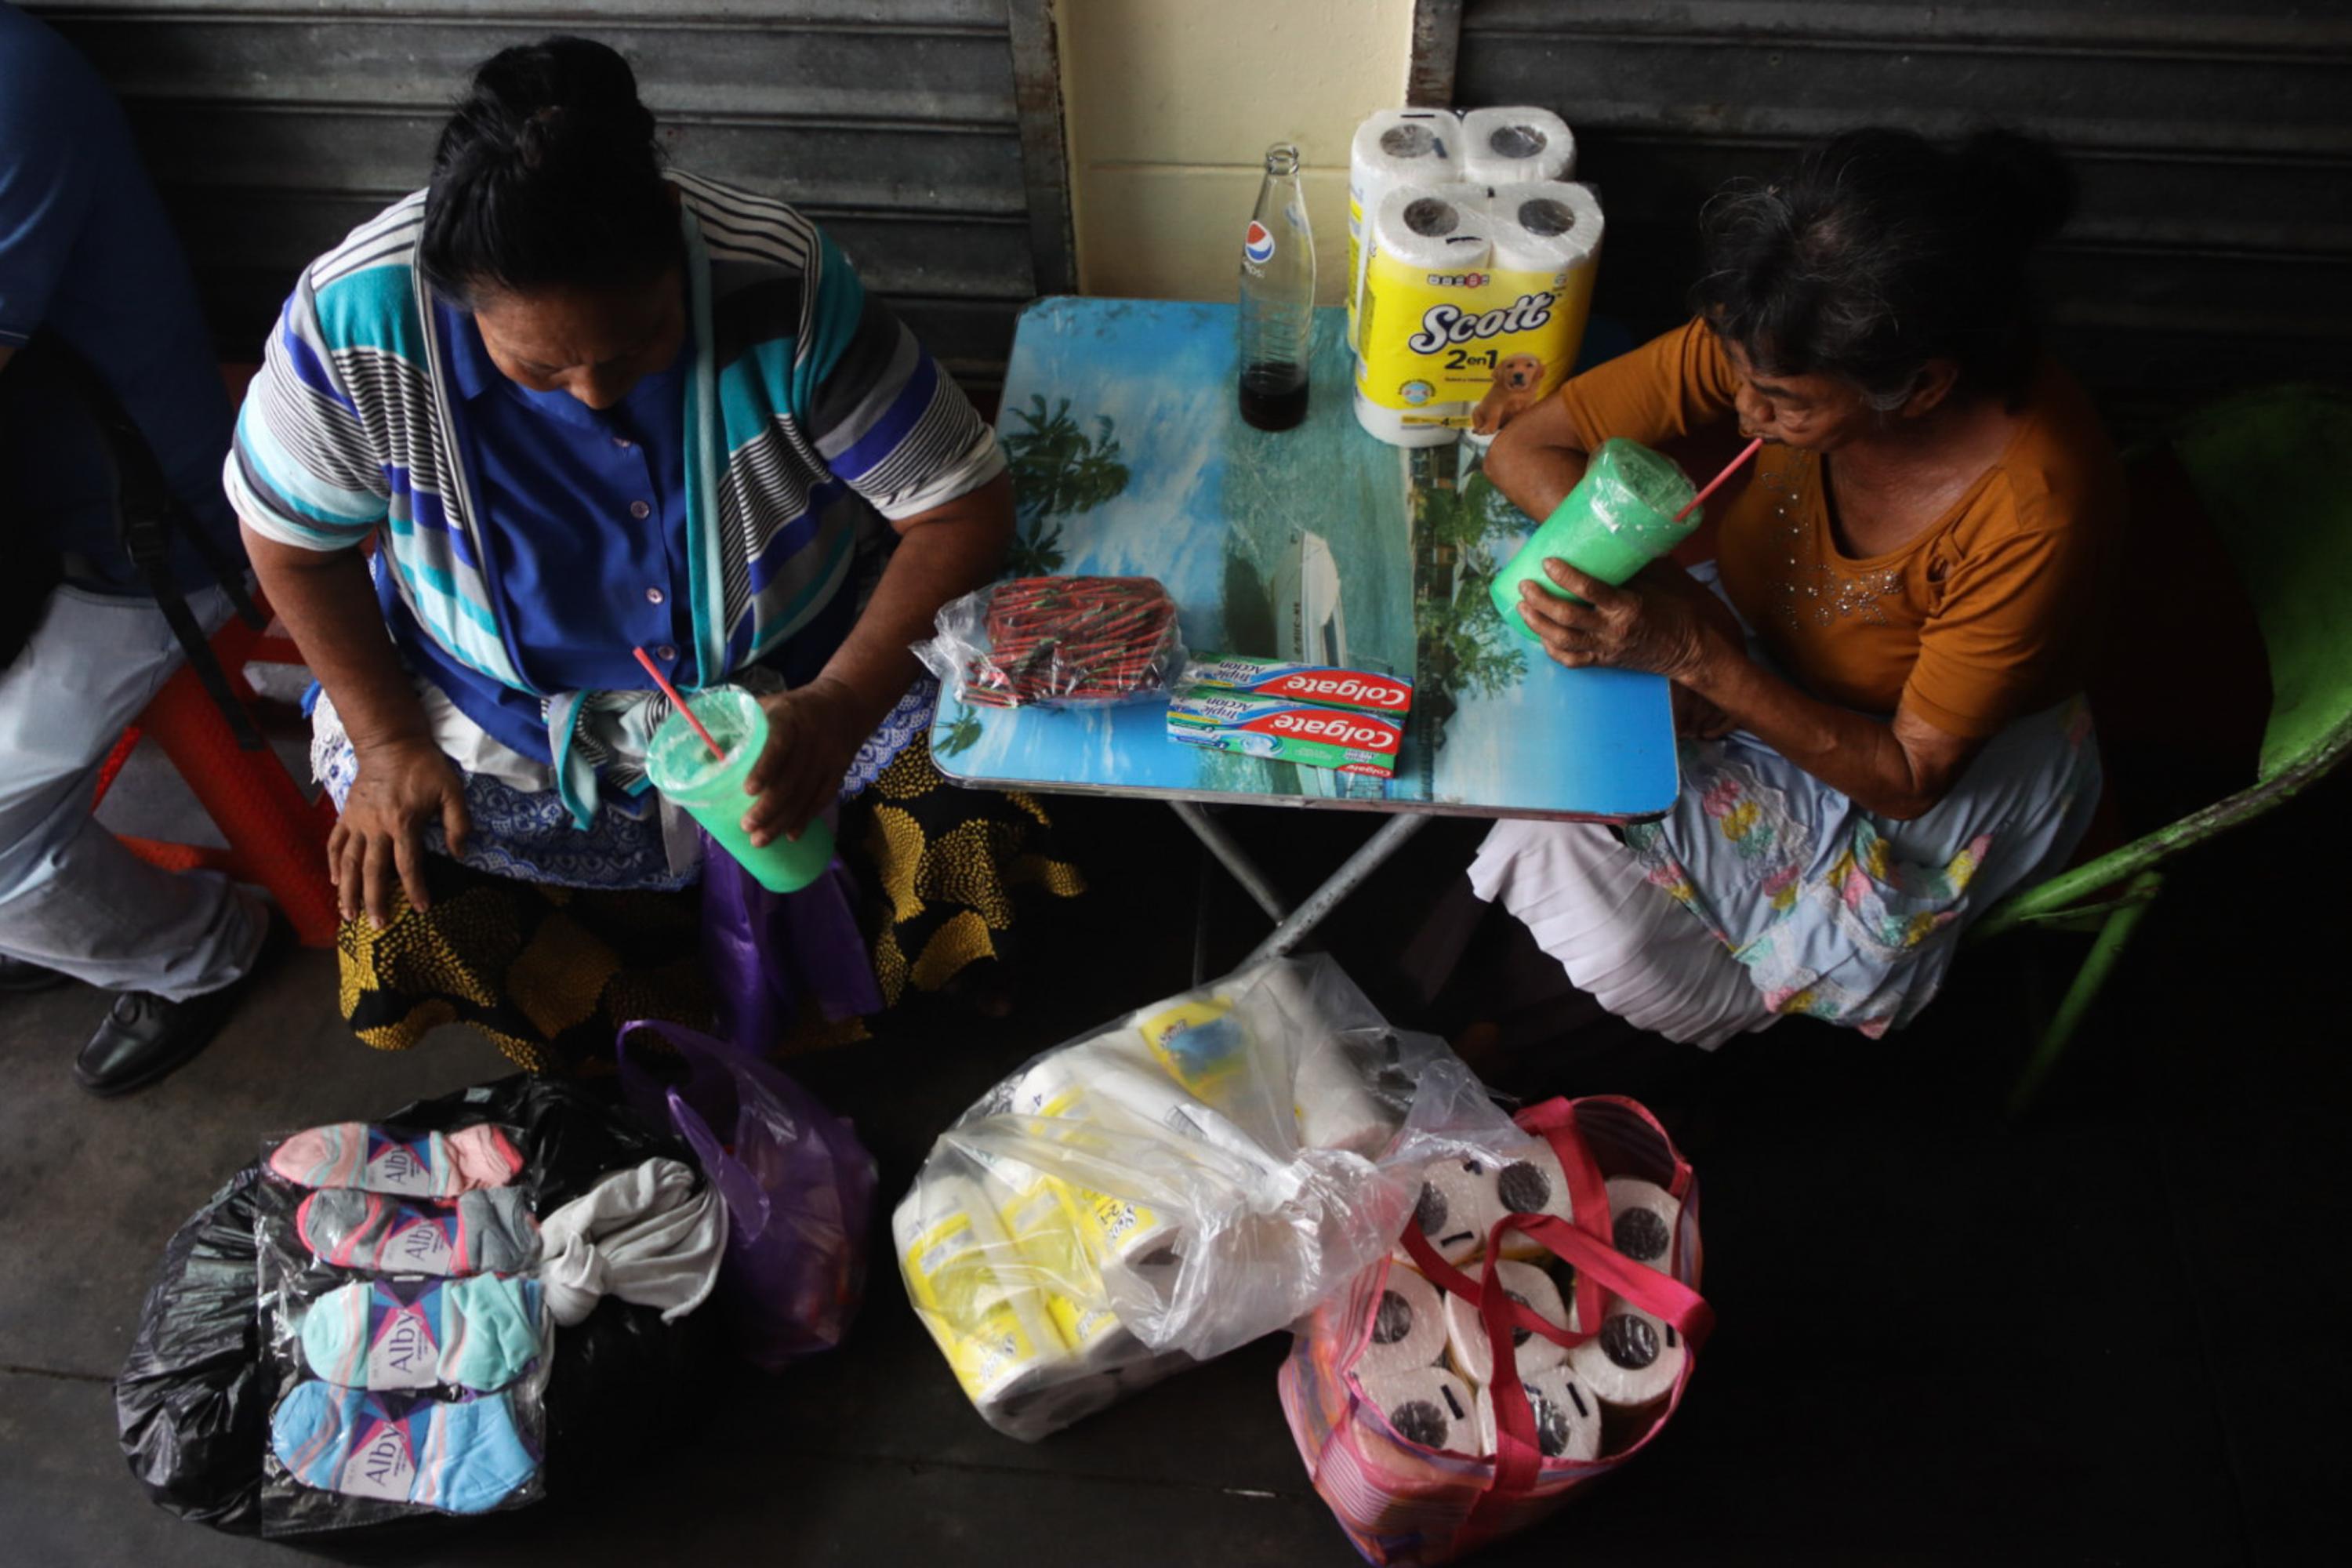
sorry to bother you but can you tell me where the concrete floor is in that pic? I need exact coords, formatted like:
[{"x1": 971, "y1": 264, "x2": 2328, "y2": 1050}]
[{"x1": 2, "y1": 735, "x2": 2345, "y2": 1565}]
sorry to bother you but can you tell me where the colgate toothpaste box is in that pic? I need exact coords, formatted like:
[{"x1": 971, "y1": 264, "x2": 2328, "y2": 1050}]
[
  {"x1": 1165, "y1": 691, "x2": 1402, "y2": 778},
  {"x1": 1176, "y1": 655, "x2": 1414, "y2": 716}
]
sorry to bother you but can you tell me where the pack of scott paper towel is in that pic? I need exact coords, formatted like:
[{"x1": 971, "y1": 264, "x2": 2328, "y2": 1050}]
[{"x1": 1344, "y1": 103, "x2": 1602, "y2": 448}]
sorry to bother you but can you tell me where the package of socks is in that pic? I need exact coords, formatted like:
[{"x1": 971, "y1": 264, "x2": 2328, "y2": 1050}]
[
  {"x1": 895, "y1": 954, "x2": 1463, "y2": 1441},
  {"x1": 1278, "y1": 1069, "x2": 1711, "y2": 1566},
  {"x1": 118, "y1": 1078, "x2": 728, "y2": 1540},
  {"x1": 255, "y1": 1120, "x2": 554, "y2": 1528}
]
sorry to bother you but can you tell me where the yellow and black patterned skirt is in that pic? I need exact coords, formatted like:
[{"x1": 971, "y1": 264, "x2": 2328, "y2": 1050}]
[{"x1": 339, "y1": 734, "x2": 1083, "y2": 1073}]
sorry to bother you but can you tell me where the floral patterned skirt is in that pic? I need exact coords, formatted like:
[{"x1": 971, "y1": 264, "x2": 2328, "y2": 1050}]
[{"x1": 1476, "y1": 697, "x2": 2100, "y2": 1042}]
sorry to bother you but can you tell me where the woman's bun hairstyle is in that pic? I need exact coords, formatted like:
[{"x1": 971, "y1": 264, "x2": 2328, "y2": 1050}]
[{"x1": 420, "y1": 36, "x2": 678, "y2": 303}]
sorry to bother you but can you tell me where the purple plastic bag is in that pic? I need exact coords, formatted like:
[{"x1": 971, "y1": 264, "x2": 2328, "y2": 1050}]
[
  {"x1": 617, "y1": 1021, "x2": 877, "y2": 1369},
  {"x1": 699, "y1": 828, "x2": 884, "y2": 1051}
]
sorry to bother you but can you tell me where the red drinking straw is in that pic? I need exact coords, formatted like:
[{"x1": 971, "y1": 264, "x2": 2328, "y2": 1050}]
[
  {"x1": 1673, "y1": 436, "x2": 1766, "y2": 524},
  {"x1": 632, "y1": 644, "x2": 724, "y2": 761}
]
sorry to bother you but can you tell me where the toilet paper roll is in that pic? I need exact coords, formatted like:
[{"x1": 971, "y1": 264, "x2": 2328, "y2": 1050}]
[
  {"x1": 1483, "y1": 181, "x2": 1604, "y2": 276},
  {"x1": 1477, "y1": 181, "x2": 1603, "y2": 430},
  {"x1": 994, "y1": 1171, "x2": 1126, "y2": 1359},
  {"x1": 1404, "y1": 1154, "x2": 1497, "y2": 1265},
  {"x1": 1370, "y1": 184, "x2": 1495, "y2": 275},
  {"x1": 1292, "y1": 1044, "x2": 1396, "y2": 1156},
  {"x1": 1355, "y1": 185, "x2": 1493, "y2": 441},
  {"x1": 1473, "y1": 1363, "x2": 1604, "y2": 1462},
  {"x1": 1348, "y1": 110, "x2": 1463, "y2": 350},
  {"x1": 1254, "y1": 963, "x2": 1396, "y2": 1155},
  {"x1": 1015, "y1": 1042, "x2": 1290, "y2": 1218},
  {"x1": 1358, "y1": 1262, "x2": 1449, "y2": 1378},
  {"x1": 1352, "y1": 384, "x2": 1462, "y2": 448},
  {"x1": 1356, "y1": 1363, "x2": 1487, "y2": 1457},
  {"x1": 1486, "y1": 1136, "x2": 1575, "y2": 1261},
  {"x1": 1460, "y1": 107, "x2": 1575, "y2": 189},
  {"x1": 1569, "y1": 1304, "x2": 1686, "y2": 1411},
  {"x1": 1604, "y1": 1177, "x2": 1682, "y2": 1275},
  {"x1": 894, "y1": 1175, "x2": 1073, "y2": 1409},
  {"x1": 1443, "y1": 1258, "x2": 1570, "y2": 1386},
  {"x1": 996, "y1": 1056, "x2": 1189, "y2": 1268},
  {"x1": 1003, "y1": 1371, "x2": 1123, "y2": 1439},
  {"x1": 1055, "y1": 1041, "x2": 1289, "y2": 1185}
]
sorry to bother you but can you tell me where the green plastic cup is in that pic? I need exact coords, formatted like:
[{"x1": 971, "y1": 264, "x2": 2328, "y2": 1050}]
[
  {"x1": 1488, "y1": 437, "x2": 1703, "y2": 640},
  {"x1": 645, "y1": 686, "x2": 835, "y2": 893}
]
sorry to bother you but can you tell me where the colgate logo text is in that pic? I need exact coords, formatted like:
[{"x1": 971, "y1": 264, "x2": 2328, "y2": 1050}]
[
  {"x1": 1265, "y1": 712, "x2": 1396, "y2": 749},
  {"x1": 1276, "y1": 674, "x2": 1409, "y2": 709}
]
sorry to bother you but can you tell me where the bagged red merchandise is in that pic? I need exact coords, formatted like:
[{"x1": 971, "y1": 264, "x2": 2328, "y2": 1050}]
[
  {"x1": 1279, "y1": 1094, "x2": 1710, "y2": 1566},
  {"x1": 913, "y1": 576, "x2": 1185, "y2": 709}
]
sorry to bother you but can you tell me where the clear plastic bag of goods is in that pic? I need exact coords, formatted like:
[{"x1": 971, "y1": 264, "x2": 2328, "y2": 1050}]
[
  {"x1": 895, "y1": 954, "x2": 1454, "y2": 1440},
  {"x1": 1279, "y1": 1057, "x2": 1712, "y2": 1565},
  {"x1": 913, "y1": 575, "x2": 1186, "y2": 710}
]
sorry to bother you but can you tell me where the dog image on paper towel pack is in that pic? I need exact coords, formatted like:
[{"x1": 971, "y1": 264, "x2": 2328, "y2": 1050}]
[{"x1": 1472, "y1": 353, "x2": 1550, "y2": 436}]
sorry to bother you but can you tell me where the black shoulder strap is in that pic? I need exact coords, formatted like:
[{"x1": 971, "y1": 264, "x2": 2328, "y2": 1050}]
[{"x1": 17, "y1": 332, "x2": 268, "y2": 750}]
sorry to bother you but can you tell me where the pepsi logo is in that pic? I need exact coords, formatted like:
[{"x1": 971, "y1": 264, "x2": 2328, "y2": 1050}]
[{"x1": 1243, "y1": 221, "x2": 1276, "y2": 265}]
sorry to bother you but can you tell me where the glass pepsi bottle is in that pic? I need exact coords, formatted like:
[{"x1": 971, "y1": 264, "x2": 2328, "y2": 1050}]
[{"x1": 1238, "y1": 142, "x2": 1316, "y2": 431}]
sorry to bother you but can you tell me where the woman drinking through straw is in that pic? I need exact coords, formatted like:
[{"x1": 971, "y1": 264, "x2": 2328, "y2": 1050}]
[{"x1": 1456, "y1": 128, "x2": 2119, "y2": 1047}]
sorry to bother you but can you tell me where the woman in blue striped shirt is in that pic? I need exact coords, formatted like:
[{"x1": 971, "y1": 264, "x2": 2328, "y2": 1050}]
[{"x1": 232, "y1": 38, "x2": 1078, "y2": 1068}]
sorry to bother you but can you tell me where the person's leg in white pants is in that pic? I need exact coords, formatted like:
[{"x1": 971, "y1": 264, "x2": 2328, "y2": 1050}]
[{"x1": 0, "y1": 584, "x2": 266, "y2": 1006}]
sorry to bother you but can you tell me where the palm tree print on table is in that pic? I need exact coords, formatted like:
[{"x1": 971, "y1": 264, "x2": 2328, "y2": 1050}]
[
  {"x1": 1000, "y1": 395, "x2": 1131, "y2": 576},
  {"x1": 935, "y1": 702, "x2": 984, "y2": 759},
  {"x1": 1412, "y1": 469, "x2": 1529, "y2": 728}
]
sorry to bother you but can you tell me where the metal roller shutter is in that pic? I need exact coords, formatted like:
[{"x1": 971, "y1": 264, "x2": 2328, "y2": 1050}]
[
  {"x1": 1428, "y1": 0, "x2": 2352, "y2": 429},
  {"x1": 27, "y1": 0, "x2": 1075, "y2": 399}
]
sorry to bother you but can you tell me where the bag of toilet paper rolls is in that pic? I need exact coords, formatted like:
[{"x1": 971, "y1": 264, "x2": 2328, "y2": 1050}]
[
  {"x1": 894, "y1": 954, "x2": 1455, "y2": 1440},
  {"x1": 1279, "y1": 1073, "x2": 1710, "y2": 1566}
]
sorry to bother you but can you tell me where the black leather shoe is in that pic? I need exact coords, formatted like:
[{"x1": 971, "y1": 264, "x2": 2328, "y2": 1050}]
[
  {"x1": 73, "y1": 910, "x2": 289, "y2": 1098},
  {"x1": 0, "y1": 954, "x2": 70, "y2": 995}
]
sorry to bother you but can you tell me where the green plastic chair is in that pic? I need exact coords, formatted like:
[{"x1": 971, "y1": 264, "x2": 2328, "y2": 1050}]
[{"x1": 1971, "y1": 384, "x2": 2352, "y2": 1109}]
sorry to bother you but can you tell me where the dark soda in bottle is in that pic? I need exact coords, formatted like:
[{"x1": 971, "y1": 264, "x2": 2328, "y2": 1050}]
[{"x1": 1238, "y1": 142, "x2": 1316, "y2": 431}]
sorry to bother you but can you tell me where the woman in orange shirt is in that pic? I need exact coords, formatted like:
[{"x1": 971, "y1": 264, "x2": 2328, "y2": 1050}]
[{"x1": 1469, "y1": 129, "x2": 2117, "y2": 1044}]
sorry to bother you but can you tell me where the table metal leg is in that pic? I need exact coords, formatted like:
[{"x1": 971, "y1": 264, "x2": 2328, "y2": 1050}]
[
  {"x1": 1191, "y1": 845, "x2": 1219, "y2": 988},
  {"x1": 1168, "y1": 800, "x2": 1291, "y2": 924},
  {"x1": 1241, "y1": 813, "x2": 1431, "y2": 967}
]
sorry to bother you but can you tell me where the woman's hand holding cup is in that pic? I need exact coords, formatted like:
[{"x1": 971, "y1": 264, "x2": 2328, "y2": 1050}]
[{"x1": 741, "y1": 677, "x2": 866, "y2": 848}]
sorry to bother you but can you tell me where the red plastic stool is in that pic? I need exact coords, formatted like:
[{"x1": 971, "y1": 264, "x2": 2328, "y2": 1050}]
[{"x1": 89, "y1": 602, "x2": 340, "y2": 949}]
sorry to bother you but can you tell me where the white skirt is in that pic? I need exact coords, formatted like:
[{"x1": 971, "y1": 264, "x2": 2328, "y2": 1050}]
[{"x1": 1470, "y1": 819, "x2": 1775, "y2": 1050}]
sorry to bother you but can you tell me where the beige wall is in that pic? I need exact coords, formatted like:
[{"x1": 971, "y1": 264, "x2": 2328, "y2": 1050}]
[{"x1": 1055, "y1": 0, "x2": 1415, "y2": 305}]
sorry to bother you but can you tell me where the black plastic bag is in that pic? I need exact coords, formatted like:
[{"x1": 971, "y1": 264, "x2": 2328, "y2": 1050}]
[
  {"x1": 115, "y1": 1165, "x2": 275, "y2": 1533},
  {"x1": 116, "y1": 1076, "x2": 723, "y2": 1536}
]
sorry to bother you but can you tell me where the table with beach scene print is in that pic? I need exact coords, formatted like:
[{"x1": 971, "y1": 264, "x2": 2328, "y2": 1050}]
[{"x1": 931, "y1": 296, "x2": 1678, "y2": 964}]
